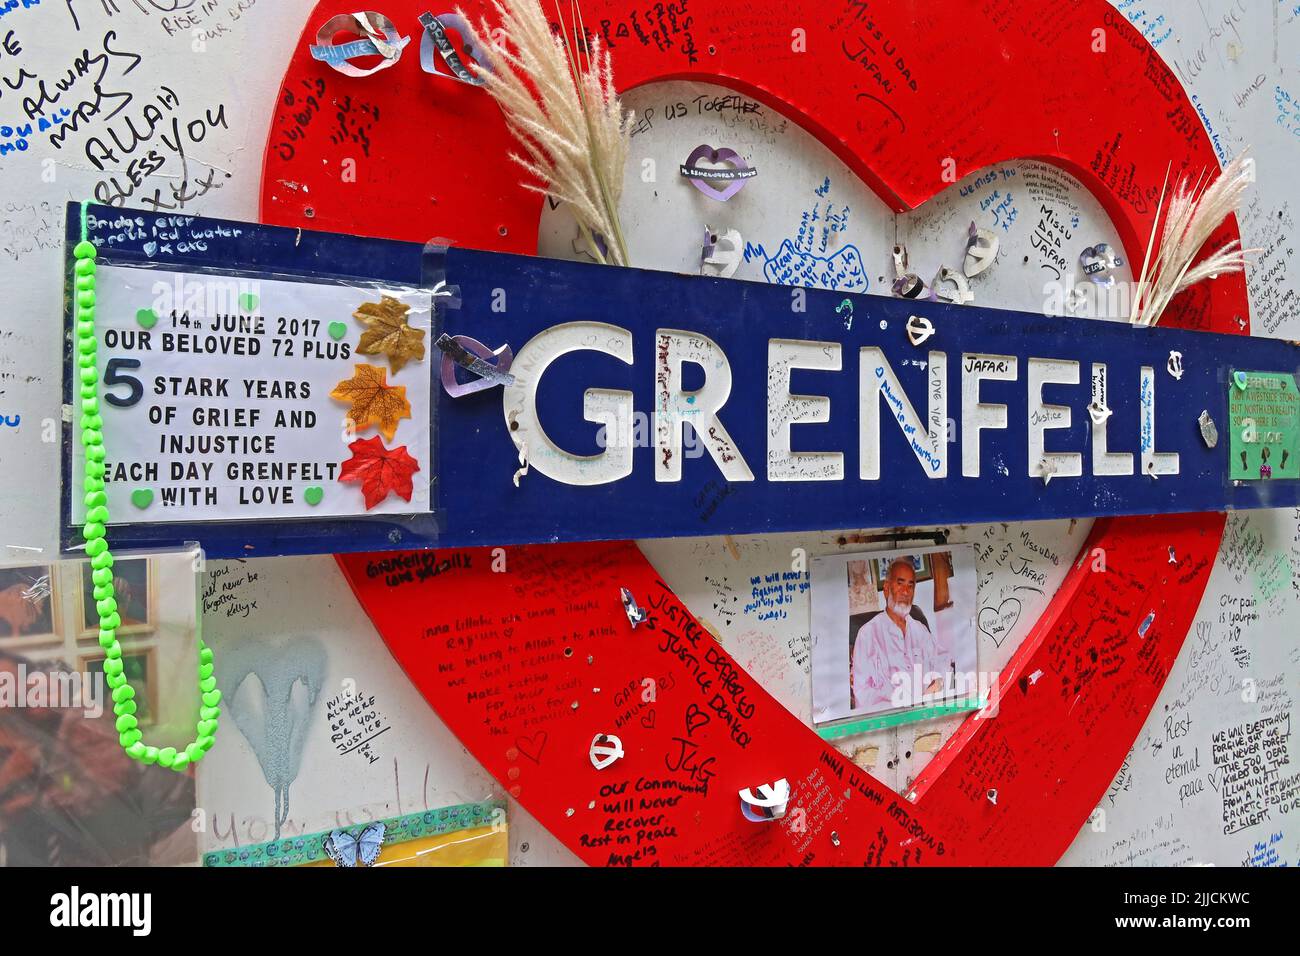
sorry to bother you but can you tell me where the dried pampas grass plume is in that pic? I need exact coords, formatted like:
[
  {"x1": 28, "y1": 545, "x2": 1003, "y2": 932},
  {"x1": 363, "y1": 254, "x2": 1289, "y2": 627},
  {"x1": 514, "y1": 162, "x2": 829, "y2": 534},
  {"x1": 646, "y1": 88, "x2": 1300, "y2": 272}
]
[
  {"x1": 1129, "y1": 149, "x2": 1258, "y2": 327},
  {"x1": 464, "y1": 0, "x2": 632, "y2": 266}
]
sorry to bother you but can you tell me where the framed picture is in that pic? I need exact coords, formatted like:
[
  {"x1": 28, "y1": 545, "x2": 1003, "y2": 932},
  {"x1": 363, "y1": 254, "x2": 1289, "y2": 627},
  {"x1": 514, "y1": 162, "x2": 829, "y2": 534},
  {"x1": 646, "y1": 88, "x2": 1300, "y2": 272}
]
[
  {"x1": 873, "y1": 552, "x2": 932, "y2": 587},
  {"x1": 811, "y1": 546, "x2": 978, "y2": 725},
  {"x1": 81, "y1": 648, "x2": 157, "y2": 726},
  {"x1": 846, "y1": 559, "x2": 881, "y2": 615},
  {"x1": 0, "y1": 565, "x2": 59, "y2": 643},
  {"x1": 79, "y1": 558, "x2": 153, "y2": 638}
]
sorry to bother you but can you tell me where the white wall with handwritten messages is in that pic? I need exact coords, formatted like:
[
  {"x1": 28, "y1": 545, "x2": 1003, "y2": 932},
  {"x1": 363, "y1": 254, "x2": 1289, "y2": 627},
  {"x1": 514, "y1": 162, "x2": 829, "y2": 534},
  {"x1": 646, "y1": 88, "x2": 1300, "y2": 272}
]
[{"x1": 0, "y1": 0, "x2": 1297, "y2": 866}]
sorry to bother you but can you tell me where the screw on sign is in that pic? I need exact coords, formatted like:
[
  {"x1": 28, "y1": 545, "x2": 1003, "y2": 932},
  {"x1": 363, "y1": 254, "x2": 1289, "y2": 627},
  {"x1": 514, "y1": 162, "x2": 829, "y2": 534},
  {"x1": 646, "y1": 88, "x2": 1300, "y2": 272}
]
[{"x1": 264, "y1": 0, "x2": 1249, "y2": 865}]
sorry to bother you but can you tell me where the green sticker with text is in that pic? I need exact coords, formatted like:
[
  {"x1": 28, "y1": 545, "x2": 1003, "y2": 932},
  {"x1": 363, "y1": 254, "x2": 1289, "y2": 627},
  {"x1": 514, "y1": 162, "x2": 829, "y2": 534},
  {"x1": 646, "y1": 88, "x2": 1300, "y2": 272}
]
[{"x1": 1229, "y1": 371, "x2": 1300, "y2": 480}]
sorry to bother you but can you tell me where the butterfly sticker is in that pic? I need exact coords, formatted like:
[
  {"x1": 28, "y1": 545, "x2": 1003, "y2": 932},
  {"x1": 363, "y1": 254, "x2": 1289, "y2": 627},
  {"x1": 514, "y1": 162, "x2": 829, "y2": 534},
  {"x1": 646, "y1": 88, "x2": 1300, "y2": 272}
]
[{"x1": 322, "y1": 822, "x2": 387, "y2": 867}]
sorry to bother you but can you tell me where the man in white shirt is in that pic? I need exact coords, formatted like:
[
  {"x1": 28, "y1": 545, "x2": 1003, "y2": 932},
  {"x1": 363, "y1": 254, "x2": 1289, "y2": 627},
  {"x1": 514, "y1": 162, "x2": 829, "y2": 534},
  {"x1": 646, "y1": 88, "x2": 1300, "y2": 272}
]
[{"x1": 851, "y1": 555, "x2": 954, "y2": 712}]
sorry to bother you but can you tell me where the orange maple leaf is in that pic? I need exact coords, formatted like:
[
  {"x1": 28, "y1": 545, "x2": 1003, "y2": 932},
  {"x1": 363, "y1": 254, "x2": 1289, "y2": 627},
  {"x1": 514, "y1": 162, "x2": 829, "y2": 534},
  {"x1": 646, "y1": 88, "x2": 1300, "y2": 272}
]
[
  {"x1": 338, "y1": 436, "x2": 420, "y2": 509},
  {"x1": 354, "y1": 296, "x2": 426, "y2": 373},
  {"x1": 330, "y1": 363, "x2": 411, "y2": 442}
]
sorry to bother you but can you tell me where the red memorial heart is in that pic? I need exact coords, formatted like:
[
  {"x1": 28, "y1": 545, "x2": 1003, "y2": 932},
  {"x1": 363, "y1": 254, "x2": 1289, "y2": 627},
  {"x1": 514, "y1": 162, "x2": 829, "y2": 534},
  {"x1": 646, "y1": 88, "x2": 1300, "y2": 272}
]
[{"x1": 262, "y1": 0, "x2": 1247, "y2": 864}]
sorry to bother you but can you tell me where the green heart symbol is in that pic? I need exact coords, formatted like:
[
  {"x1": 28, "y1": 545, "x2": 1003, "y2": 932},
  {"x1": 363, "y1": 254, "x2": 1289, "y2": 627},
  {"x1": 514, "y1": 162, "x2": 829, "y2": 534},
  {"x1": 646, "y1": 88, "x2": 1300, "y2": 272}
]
[
  {"x1": 239, "y1": 293, "x2": 259, "y2": 312},
  {"x1": 136, "y1": 308, "x2": 158, "y2": 329},
  {"x1": 304, "y1": 486, "x2": 324, "y2": 506},
  {"x1": 1233, "y1": 370, "x2": 1249, "y2": 391},
  {"x1": 328, "y1": 322, "x2": 347, "y2": 341},
  {"x1": 131, "y1": 488, "x2": 153, "y2": 509}
]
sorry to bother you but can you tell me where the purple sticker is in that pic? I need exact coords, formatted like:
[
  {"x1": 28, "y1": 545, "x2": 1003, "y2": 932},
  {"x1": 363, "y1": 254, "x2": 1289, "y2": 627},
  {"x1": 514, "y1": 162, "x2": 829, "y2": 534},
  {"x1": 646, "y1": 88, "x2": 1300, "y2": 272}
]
[
  {"x1": 436, "y1": 333, "x2": 514, "y2": 397},
  {"x1": 1137, "y1": 609, "x2": 1155, "y2": 638},
  {"x1": 679, "y1": 145, "x2": 757, "y2": 201}
]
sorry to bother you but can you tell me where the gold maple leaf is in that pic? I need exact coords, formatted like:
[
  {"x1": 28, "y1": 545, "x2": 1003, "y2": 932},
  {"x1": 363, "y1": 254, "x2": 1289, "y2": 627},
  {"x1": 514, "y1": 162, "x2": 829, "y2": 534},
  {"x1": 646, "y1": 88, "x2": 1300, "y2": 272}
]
[
  {"x1": 330, "y1": 363, "x2": 412, "y2": 442},
  {"x1": 353, "y1": 296, "x2": 426, "y2": 373}
]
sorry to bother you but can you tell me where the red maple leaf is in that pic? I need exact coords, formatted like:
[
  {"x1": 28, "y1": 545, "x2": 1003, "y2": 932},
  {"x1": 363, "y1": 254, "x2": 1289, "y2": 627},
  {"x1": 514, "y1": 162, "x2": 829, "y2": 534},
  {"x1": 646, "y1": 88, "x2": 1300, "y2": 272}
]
[{"x1": 338, "y1": 436, "x2": 420, "y2": 509}]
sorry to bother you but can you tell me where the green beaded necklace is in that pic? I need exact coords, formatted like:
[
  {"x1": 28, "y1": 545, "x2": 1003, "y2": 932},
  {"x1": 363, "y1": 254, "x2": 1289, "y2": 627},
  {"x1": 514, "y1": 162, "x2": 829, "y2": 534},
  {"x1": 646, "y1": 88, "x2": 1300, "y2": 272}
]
[{"x1": 74, "y1": 201, "x2": 221, "y2": 771}]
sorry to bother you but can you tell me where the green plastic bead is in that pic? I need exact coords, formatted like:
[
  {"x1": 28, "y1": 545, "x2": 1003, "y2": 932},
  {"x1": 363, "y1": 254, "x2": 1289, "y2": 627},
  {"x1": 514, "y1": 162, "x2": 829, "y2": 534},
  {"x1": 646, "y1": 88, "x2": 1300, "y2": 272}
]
[
  {"x1": 76, "y1": 274, "x2": 95, "y2": 292},
  {"x1": 79, "y1": 366, "x2": 97, "y2": 385},
  {"x1": 80, "y1": 384, "x2": 97, "y2": 399},
  {"x1": 156, "y1": 747, "x2": 177, "y2": 768},
  {"x1": 185, "y1": 742, "x2": 204, "y2": 763},
  {"x1": 119, "y1": 729, "x2": 143, "y2": 748},
  {"x1": 103, "y1": 655, "x2": 123, "y2": 678},
  {"x1": 85, "y1": 476, "x2": 105, "y2": 493},
  {"x1": 96, "y1": 597, "x2": 118, "y2": 617},
  {"x1": 124, "y1": 741, "x2": 146, "y2": 761},
  {"x1": 75, "y1": 257, "x2": 96, "y2": 275},
  {"x1": 98, "y1": 632, "x2": 117, "y2": 651},
  {"x1": 140, "y1": 746, "x2": 159, "y2": 765},
  {"x1": 91, "y1": 550, "x2": 113, "y2": 569},
  {"x1": 91, "y1": 566, "x2": 111, "y2": 585},
  {"x1": 76, "y1": 321, "x2": 95, "y2": 338},
  {"x1": 87, "y1": 460, "x2": 105, "y2": 479},
  {"x1": 115, "y1": 714, "x2": 138, "y2": 734},
  {"x1": 77, "y1": 331, "x2": 97, "y2": 353},
  {"x1": 81, "y1": 397, "x2": 99, "y2": 415},
  {"x1": 197, "y1": 718, "x2": 218, "y2": 737},
  {"x1": 83, "y1": 522, "x2": 105, "y2": 541},
  {"x1": 93, "y1": 584, "x2": 111, "y2": 600},
  {"x1": 199, "y1": 675, "x2": 216, "y2": 693},
  {"x1": 101, "y1": 611, "x2": 121, "y2": 630},
  {"x1": 114, "y1": 699, "x2": 136, "y2": 717},
  {"x1": 77, "y1": 290, "x2": 95, "y2": 309},
  {"x1": 202, "y1": 689, "x2": 222, "y2": 708},
  {"x1": 170, "y1": 753, "x2": 191, "y2": 772},
  {"x1": 73, "y1": 240, "x2": 97, "y2": 260},
  {"x1": 85, "y1": 491, "x2": 107, "y2": 510},
  {"x1": 77, "y1": 353, "x2": 96, "y2": 369},
  {"x1": 104, "y1": 642, "x2": 121, "y2": 661},
  {"x1": 199, "y1": 647, "x2": 214, "y2": 665},
  {"x1": 86, "y1": 443, "x2": 105, "y2": 461},
  {"x1": 106, "y1": 670, "x2": 126, "y2": 689},
  {"x1": 84, "y1": 415, "x2": 102, "y2": 431},
  {"x1": 199, "y1": 705, "x2": 220, "y2": 721},
  {"x1": 87, "y1": 505, "x2": 108, "y2": 523},
  {"x1": 85, "y1": 537, "x2": 107, "y2": 557},
  {"x1": 81, "y1": 430, "x2": 102, "y2": 449},
  {"x1": 112, "y1": 684, "x2": 135, "y2": 704},
  {"x1": 199, "y1": 662, "x2": 214, "y2": 680},
  {"x1": 197, "y1": 734, "x2": 216, "y2": 753},
  {"x1": 77, "y1": 304, "x2": 95, "y2": 321}
]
